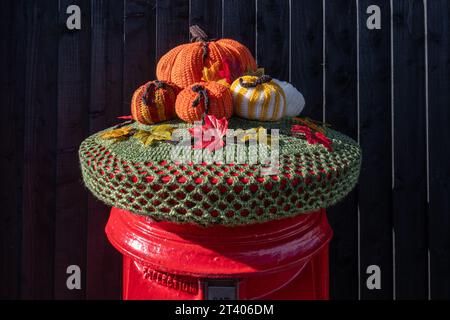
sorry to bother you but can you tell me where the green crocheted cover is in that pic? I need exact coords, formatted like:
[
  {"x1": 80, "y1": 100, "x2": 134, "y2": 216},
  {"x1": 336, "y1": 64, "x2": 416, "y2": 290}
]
[{"x1": 79, "y1": 118, "x2": 361, "y2": 226}]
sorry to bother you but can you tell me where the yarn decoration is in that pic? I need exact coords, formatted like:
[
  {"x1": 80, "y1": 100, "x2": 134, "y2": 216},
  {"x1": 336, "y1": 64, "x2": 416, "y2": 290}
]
[
  {"x1": 156, "y1": 25, "x2": 257, "y2": 88},
  {"x1": 175, "y1": 81, "x2": 233, "y2": 123},
  {"x1": 273, "y1": 80, "x2": 305, "y2": 117},
  {"x1": 79, "y1": 117, "x2": 362, "y2": 226},
  {"x1": 131, "y1": 80, "x2": 180, "y2": 125},
  {"x1": 230, "y1": 75, "x2": 287, "y2": 121}
]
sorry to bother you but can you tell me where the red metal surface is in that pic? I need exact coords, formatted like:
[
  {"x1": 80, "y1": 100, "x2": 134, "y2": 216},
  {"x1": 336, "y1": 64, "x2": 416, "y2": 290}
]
[{"x1": 105, "y1": 207, "x2": 332, "y2": 300}]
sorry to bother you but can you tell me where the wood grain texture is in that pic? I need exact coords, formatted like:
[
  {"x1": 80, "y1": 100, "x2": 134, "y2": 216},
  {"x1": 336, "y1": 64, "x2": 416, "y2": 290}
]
[
  {"x1": 223, "y1": 0, "x2": 256, "y2": 55},
  {"x1": 86, "y1": 0, "x2": 124, "y2": 300},
  {"x1": 190, "y1": 0, "x2": 222, "y2": 39},
  {"x1": 324, "y1": 0, "x2": 359, "y2": 300},
  {"x1": 0, "y1": 0, "x2": 22, "y2": 300},
  {"x1": 290, "y1": 0, "x2": 323, "y2": 120},
  {"x1": 2, "y1": 0, "x2": 450, "y2": 300},
  {"x1": 256, "y1": 0, "x2": 290, "y2": 80},
  {"x1": 54, "y1": 0, "x2": 91, "y2": 299},
  {"x1": 392, "y1": 0, "x2": 428, "y2": 299},
  {"x1": 358, "y1": 0, "x2": 393, "y2": 299},
  {"x1": 426, "y1": 0, "x2": 450, "y2": 300},
  {"x1": 156, "y1": 0, "x2": 190, "y2": 59},
  {"x1": 123, "y1": 0, "x2": 157, "y2": 115},
  {"x1": 20, "y1": 0, "x2": 59, "y2": 299}
]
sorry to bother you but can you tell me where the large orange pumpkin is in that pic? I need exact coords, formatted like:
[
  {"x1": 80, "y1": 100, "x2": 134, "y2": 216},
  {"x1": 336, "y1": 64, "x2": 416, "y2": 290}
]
[
  {"x1": 157, "y1": 25, "x2": 257, "y2": 88},
  {"x1": 175, "y1": 81, "x2": 233, "y2": 123},
  {"x1": 131, "y1": 80, "x2": 180, "y2": 125}
]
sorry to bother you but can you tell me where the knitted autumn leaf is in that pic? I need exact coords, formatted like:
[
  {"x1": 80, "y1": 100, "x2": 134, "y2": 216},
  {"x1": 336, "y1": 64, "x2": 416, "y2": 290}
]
[
  {"x1": 245, "y1": 68, "x2": 265, "y2": 77},
  {"x1": 291, "y1": 124, "x2": 333, "y2": 152},
  {"x1": 189, "y1": 114, "x2": 228, "y2": 152},
  {"x1": 100, "y1": 126, "x2": 135, "y2": 142},
  {"x1": 235, "y1": 127, "x2": 276, "y2": 147},
  {"x1": 134, "y1": 124, "x2": 175, "y2": 146},
  {"x1": 293, "y1": 117, "x2": 329, "y2": 134},
  {"x1": 201, "y1": 61, "x2": 228, "y2": 86}
]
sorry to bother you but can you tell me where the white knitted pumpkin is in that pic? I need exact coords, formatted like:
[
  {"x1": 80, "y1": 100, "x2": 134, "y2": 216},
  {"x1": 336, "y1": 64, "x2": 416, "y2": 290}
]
[{"x1": 272, "y1": 80, "x2": 305, "y2": 117}]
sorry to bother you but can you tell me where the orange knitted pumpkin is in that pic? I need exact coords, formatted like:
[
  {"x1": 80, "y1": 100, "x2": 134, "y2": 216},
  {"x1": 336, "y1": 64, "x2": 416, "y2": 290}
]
[
  {"x1": 131, "y1": 80, "x2": 180, "y2": 125},
  {"x1": 157, "y1": 25, "x2": 257, "y2": 88},
  {"x1": 175, "y1": 81, "x2": 233, "y2": 123}
]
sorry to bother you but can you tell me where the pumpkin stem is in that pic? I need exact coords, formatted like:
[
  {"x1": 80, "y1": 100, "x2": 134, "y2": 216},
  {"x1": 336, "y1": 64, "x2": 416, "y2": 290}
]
[
  {"x1": 190, "y1": 25, "x2": 208, "y2": 42},
  {"x1": 190, "y1": 25, "x2": 210, "y2": 61},
  {"x1": 239, "y1": 75, "x2": 273, "y2": 88},
  {"x1": 143, "y1": 81, "x2": 167, "y2": 107},
  {"x1": 191, "y1": 85, "x2": 210, "y2": 117}
]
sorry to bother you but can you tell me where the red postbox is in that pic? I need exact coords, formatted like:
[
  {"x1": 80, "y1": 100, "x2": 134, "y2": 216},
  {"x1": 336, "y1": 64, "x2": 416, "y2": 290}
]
[{"x1": 105, "y1": 207, "x2": 332, "y2": 300}]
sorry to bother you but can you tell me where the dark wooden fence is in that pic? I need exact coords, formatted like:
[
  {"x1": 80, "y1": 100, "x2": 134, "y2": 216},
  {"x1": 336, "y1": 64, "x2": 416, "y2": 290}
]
[{"x1": 1, "y1": 0, "x2": 449, "y2": 300}]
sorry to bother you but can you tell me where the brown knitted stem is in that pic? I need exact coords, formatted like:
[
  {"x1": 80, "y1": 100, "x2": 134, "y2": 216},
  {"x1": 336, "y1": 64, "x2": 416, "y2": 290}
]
[
  {"x1": 143, "y1": 81, "x2": 167, "y2": 106},
  {"x1": 191, "y1": 85, "x2": 210, "y2": 116},
  {"x1": 239, "y1": 75, "x2": 273, "y2": 88},
  {"x1": 190, "y1": 25, "x2": 208, "y2": 42},
  {"x1": 190, "y1": 25, "x2": 209, "y2": 60}
]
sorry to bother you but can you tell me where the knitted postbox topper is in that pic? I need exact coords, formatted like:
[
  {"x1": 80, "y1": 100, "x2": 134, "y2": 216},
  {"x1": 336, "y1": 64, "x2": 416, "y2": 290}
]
[{"x1": 79, "y1": 117, "x2": 361, "y2": 226}]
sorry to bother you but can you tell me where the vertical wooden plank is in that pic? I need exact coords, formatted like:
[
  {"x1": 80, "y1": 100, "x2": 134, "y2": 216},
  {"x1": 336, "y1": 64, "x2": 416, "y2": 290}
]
[
  {"x1": 190, "y1": 0, "x2": 222, "y2": 39},
  {"x1": 392, "y1": 0, "x2": 428, "y2": 299},
  {"x1": 290, "y1": 0, "x2": 323, "y2": 120},
  {"x1": 358, "y1": 0, "x2": 393, "y2": 299},
  {"x1": 20, "y1": 0, "x2": 59, "y2": 299},
  {"x1": 54, "y1": 0, "x2": 91, "y2": 299},
  {"x1": 427, "y1": 0, "x2": 450, "y2": 300},
  {"x1": 324, "y1": 0, "x2": 359, "y2": 299},
  {"x1": 87, "y1": 0, "x2": 125, "y2": 299},
  {"x1": 223, "y1": 0, "x2": 256, "y2": 55},
  {"x1": 0, "y1": 0, "x2": 22, "y2": 300},
  {"x1": 256, "y1": 0, "x2": 289, "y2": 80},
  {"x1": 123, "y1": 0, "x2": 157, "y2": 114},
  {"x1": 156, "y1": 0, "x2": 190, "y2": 60}
]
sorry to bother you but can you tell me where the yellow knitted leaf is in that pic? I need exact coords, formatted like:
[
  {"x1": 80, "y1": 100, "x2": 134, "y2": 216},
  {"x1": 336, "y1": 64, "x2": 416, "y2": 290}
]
[
  {"x1": 235, "y1": 127, "x2": 275, "y2": 147},
  {"x1": 100, "y1": 126, "x2": 134, "y2": 141},
  {"x1": 134, "y1": 125, "x2": 174, "y2": 146},
  {"x1": 202, "y1": 62, "x2": 220, "y2": 82},
  {"x1": 201, "y1": 62, "x2": 228, "y2": 86}
]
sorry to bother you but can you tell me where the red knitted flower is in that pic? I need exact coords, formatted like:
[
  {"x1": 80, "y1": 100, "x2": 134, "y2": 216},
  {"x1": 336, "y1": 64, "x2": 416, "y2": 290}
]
[{"x1": 189, "y1": 115, "x2": 228, "y2": 152}]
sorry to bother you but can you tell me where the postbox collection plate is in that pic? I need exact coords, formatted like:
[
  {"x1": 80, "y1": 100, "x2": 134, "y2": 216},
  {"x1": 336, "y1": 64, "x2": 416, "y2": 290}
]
[{"x1": 204, "y1": 279, "x2": 238, "y2": 300}]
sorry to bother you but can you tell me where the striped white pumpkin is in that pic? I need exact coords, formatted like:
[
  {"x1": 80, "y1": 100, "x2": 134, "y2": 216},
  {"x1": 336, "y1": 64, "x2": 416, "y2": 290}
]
[{"x1": 230, "y1": 76, "x2": 287, "y2": 121}]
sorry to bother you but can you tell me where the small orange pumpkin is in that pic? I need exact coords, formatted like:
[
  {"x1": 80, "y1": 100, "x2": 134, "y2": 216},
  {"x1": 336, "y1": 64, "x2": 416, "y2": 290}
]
[
  {"x1": 175, "y1": 81, "x2": 233, "y2": 123},
  {"x1": 157, "y1": 25, "x2": 257, "y2": 88},
  {"x1": 131, "y1": 80, "x2": 180, "y2": 125}
]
